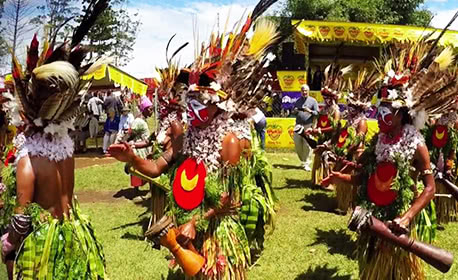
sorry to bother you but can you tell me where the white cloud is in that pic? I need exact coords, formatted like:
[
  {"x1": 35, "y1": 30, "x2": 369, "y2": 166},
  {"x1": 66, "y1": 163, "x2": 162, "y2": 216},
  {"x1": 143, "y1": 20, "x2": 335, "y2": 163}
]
[
  {"x1": 430, "y1": 8, "x2": 458, "y2": 30},
  {"x1": 427, "y1": 0, "x2": 448, "y2": 3},
  {"x1": 122, "y1": 1, "x2": 261, "y2": 78}
]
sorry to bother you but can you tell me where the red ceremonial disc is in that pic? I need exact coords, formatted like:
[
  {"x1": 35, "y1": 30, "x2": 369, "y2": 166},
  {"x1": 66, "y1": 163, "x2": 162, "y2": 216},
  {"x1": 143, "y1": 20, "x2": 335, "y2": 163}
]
[
  {"x1": 173, "y1": 158, "x2": 206, "y2": 210},
  {"x1": 337, "y1": 129, "x2": 348, "y2": 148},
  {"x1": 432, "y1": 125, "x2": 448, "y2": 148},
  {"x1": 367, "y1": 162, "x2": 398, "y2": 206},
  {"x1": 317, "y1": 115, "x2": 330, "y2": 129}
]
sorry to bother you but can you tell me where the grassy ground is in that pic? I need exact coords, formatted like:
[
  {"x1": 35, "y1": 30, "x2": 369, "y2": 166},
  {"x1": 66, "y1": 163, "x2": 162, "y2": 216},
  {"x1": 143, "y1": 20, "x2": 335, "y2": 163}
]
[{"x1": 2, "y1": 152, "x2": 458, "y2": 279}]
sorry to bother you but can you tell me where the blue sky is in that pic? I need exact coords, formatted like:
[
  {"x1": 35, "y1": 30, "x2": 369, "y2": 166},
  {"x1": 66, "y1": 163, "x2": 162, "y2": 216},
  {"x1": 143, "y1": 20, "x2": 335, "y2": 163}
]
[{"x1": 123, "y1": 0, "x2": 458, "y2": 77}]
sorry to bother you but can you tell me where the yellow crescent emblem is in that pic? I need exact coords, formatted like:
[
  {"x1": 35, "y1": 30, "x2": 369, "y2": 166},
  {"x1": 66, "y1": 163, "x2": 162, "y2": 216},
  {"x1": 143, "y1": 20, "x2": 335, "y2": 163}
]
[
  {"x1": 321, "y1": 121, "x2": 328, "y2": 127},
  {"x1": 435, "y1": 129, "x2": 445, "y2": 140},
  {"x1": 181, "y1": 170, "x2": 199, "y2": 191},
  {"x1": 338, "y1": 135, "x2": 346, "y2": 143}
]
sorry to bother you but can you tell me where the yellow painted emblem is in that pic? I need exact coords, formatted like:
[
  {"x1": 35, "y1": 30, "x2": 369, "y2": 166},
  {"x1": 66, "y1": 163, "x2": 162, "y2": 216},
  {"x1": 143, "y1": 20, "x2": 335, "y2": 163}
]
[
  {"x1": 338, "y1": 135, "x2": 346, "y2": 143},
  {"x1": 181, "y1": 170, "x2": 199, "y2": 191},
  {"x1": 321, "y1": 121, "x2": 328, "y2": 127},
  {"x1": 435, "y1": 130, "x2": 445, "y2": 140}
]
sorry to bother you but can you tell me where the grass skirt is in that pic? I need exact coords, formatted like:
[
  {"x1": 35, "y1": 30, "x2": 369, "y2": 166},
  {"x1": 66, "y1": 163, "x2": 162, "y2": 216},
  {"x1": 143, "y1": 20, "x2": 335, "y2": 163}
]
[
  {"x1": 311, "y1": 153, "x2": 323, "y2": 185},
  {"x1": 434, "y1": 180, "x2": 458, "y2": 224},
  {"x1": 335, "y1": 182, "x2": 356, "y2": 214},
  {"x1": 357, "y1": 231, "x2": 424, "y2": 280},
  {"x1": 14, "y1": 201, "x2": 106, "y2": 280}
]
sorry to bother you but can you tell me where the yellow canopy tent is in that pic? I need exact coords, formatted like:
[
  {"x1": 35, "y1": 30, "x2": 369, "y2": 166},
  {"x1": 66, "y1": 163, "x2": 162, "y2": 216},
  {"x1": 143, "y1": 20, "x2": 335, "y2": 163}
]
[
  {"x1": 3, "y1": 64, "x2": 148, "y2": 96},
  {"x1": 81, "y1": 64, "x2": 148, "y2": 96},
  {"x1": 293, "y1": 20, "x2": 458, "y2": 54}
]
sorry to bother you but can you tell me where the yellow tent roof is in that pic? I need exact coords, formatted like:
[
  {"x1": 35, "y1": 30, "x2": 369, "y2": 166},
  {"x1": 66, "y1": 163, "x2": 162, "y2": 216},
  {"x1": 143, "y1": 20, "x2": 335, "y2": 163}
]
[
  {"x1": 82, "y1": 64, "x2": 148, "y2": 96},
  {"x1": 4, "y1": 64, "x2": 148, "y2": 96},
  {"x1": 293, "y1": 20, "x2": 458, "y2": 53}
]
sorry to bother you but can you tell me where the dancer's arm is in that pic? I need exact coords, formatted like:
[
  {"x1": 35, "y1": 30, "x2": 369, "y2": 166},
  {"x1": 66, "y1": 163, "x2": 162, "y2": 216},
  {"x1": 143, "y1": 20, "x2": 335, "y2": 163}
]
[
  {"x1": 2, "y1": 157, "x2": 35, "y2": 261},
  {"x1": 392, "y1": 144, "x2": 435, "y2": 232},
  {"x1": 108, "y1": 121, "x2": 184, "y2": 178}
]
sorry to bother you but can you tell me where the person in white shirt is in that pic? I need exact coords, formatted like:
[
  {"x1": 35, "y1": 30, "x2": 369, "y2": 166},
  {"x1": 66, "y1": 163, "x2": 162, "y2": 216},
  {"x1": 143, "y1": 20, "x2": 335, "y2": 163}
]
[
  {"x1": 250, "y1": 107, "x2": 267, "y2": 150},
  {"x1": 87, "y1": 92, "x2": 104, "y2": 149},
  {"x1": 116, "y1": 106, "x2": 135, "y2": 143}
]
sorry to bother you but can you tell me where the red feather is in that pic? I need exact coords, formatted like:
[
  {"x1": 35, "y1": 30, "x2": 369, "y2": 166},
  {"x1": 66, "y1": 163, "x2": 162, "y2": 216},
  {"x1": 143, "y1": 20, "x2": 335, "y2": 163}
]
[
  {"x1": 26, "y1": 34, "x2": 39, "y2": 73},
  {"x1": 45, "y1": 44, "x2": 54, "y2": 61}
]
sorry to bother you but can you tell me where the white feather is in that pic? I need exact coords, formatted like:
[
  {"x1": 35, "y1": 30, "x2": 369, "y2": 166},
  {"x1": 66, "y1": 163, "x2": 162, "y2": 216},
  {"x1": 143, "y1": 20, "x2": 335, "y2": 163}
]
[
  {"x1": 33, "y1": 61, "x2": 79, "y2": 90},
  {"x1": 412, "y1": 109, "x2": 427, "y2": 130}
]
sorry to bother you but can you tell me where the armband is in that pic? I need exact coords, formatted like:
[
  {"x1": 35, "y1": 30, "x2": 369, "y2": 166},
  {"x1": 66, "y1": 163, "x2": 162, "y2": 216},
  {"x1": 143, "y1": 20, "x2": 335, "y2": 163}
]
[
  {"x1": 318, "y1": 128, "x2": 322, "y2": 134},
  {"x1": 11, "y1": 214, "x2": 32, "y2": 236},
  {"x1": 420, "y1": 169, "x2": 433, "y2": 177}
]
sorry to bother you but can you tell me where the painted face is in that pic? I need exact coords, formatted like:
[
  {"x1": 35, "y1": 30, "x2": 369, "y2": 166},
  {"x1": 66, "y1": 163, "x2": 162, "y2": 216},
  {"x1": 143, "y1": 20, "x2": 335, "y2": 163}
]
[
  {"x1": 187, "y1": 99, "x2": 209, "y2": 127},
  {"x1": 324, "y1": 96, "x2": 334, "y2": 106},
  {"x1": 347, "y1": 105, "x2": 357, "y2": 118},
  {"x1": 377, "y1": 105, "x2": 393, "y2": 133}
]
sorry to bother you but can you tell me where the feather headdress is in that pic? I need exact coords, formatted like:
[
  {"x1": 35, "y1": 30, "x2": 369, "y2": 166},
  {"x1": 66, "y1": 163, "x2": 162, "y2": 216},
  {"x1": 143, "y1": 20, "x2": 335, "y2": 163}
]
[
  {"x1": 346, "y1": 68, "x2": 380, "y2": 111},
  {"x1": 7, "y1": 0, "x2": 109, "y2": 136},
  {"x1": 185, "y1": 0, "x2": 280, "y2": 113},
  {"x1": 154, "y1": 35, "x2": 190, "y2": 117},
  {"x1": 375, "y1": 39, "x2": 458, "y2": 129},
  {"x1": 321, "y1": 64, "x2": 352, "y2": 100}
]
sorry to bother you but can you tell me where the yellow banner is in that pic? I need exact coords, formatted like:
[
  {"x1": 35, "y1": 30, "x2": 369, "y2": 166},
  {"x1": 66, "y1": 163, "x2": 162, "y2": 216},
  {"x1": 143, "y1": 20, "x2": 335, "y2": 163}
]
[
  {"x1": 82, "y1": 64, "x2": 107, "y2": 80},
  {"x1": 266, "y1": 118, "x2": 296, "y2": 148},
  {"x1": 266, "y1": 117, "x2": 379, "y2": 149},
  {"x1": 293, "y1": 20, "x2": 458, "y2": 47},
  {"x1": 277, "y1": 71, "x2": 308, "y2": 92}
]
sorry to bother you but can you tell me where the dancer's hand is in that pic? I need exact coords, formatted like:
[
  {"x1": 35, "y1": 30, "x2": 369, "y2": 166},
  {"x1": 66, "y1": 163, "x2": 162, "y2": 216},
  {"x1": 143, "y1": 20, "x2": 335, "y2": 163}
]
[
  {"x1": 106, "y1": 142, "x2": 136, "y2": 163},
  {"x1": 388, "y1": 216, "x2": 410, "y2": 235},
  {"x1": 177, "y1": 217, "x2": 197, "y2": 246},
  {"x1": 216, "y1": 192, "x2": 241, "y2": 216},
  {"x1": 321, "y1": 171, "x2": 345, "y2": 187},
  {"x1": 1, "y1": 233, "x2": 15, "y2": 263},
  {"x1": 205, "y1": 193, "x2": 241, "y2": 220}
]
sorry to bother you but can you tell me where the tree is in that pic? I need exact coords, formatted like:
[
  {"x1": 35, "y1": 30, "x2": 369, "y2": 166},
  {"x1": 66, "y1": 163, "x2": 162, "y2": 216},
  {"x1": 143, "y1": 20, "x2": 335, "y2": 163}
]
[
  {"x1": 275, "y1": 0, "x2": 433, "y2": 37},
  {"x1": 2, "y1": 0, "x2": 36, "y2": 57},
  {"x1": 31, "y1": 0, "x2": 79, "y2": 45},
  {"x1": 81, "y1": 0, "x2": 140, "y2": 67}
]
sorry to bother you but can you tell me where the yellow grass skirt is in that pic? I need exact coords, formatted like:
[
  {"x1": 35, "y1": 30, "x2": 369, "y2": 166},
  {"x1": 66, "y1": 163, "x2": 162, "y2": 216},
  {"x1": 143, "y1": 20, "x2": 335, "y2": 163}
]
[
  {"x1": 358, "y1": 231, "x2": 424, "y2": 280},
  {"x1": 335, "y1": 182, "x2": 356, "y2": 214},
  {"x1": 312, "y1": 152, "x2": 324, "y2": 185},
  {"x1": 434, "y1": 180, "x2": 458, "y2": 224}
]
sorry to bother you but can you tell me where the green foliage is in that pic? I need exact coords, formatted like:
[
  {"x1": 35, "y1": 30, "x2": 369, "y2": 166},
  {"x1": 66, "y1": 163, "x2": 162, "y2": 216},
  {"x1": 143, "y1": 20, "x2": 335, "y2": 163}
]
[
  {"x1": 0, "y1": 164, "x2": 16, "y2": 229},
  {"x1": 31, "y1": 0, "x2": 79, "y2": 44},
  {"x1": 275, "y1": 0, "x2": 433, "y2": 38},
  {"x1": 81, "y1": 0, "x2": 140, "y2": 66}
]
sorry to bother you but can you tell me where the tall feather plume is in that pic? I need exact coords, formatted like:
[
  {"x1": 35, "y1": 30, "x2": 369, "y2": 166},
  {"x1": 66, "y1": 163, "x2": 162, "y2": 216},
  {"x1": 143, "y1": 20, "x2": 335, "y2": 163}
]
[
  {"x1": 71, "y1": 0, "x2": 110, "y2": 48},
  {"x1": 434, "y1": 47, "x2": 454, "y2": 71},
  {"x1": 247, "y1": 19, "x2": 279, "y2": 60},
  {"x1": 26, "y1": 34, "x2": 39, "y2": 74}
]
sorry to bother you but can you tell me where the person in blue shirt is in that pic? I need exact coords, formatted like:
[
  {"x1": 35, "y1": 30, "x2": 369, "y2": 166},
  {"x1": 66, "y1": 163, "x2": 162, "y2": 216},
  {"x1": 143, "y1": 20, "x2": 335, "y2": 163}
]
[
  {"x1": 293, "y1": 84, "x2": 319, "y2": 171},
  {"x1": 103, "y1": 108, "x2": 120, "y2": 153}
]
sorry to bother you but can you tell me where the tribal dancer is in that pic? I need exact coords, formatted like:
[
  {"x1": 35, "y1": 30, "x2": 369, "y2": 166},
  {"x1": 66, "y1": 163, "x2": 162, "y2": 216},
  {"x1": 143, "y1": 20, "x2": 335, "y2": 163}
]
[
  {"x1": 128, "y1": 59, "x2": 188, "y2": 224},
  {"x1": 324, "y1": 41, "x2": 457, "y2": 279},
  {"x1": 332, "y1": 68, "x2": 379, "y2": 214},
  {"x1": 423, "y1": 101, "x2": 458, "y2": 224},
  {"x1": 300, "y1": 64, "x2": 350, "y2": 187},
  {"x1": 108, "y1": 2, "x2": 278, "y2": 278},
  {"x1": 0, "y1": 1, "x2": 109, "y2": 279}
]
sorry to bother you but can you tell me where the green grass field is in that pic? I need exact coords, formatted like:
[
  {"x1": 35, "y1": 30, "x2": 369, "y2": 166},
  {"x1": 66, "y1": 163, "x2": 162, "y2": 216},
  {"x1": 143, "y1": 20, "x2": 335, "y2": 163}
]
[{"x1": 2, "y1": 152, "x2": 458, "y2": 279}]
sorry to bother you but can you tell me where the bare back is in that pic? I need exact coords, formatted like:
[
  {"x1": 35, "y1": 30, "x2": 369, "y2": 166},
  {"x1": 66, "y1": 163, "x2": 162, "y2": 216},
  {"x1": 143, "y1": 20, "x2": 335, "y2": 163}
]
[{"x1": 16, "y1": 156, "x2": 74, "y2": 219}]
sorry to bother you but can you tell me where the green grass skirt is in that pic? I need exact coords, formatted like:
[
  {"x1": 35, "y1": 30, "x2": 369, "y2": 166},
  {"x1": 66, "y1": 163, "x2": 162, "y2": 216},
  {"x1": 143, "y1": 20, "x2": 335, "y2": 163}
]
[{"x1": 13, "y1": 201, "x2": 106, "y2": 280}]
